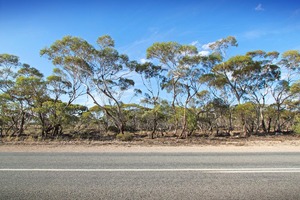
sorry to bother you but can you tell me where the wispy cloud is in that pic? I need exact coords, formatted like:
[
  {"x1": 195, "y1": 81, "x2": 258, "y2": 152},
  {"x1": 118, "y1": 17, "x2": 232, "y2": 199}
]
[
  {"x1": 190, "y1": 41, "x2": 199, "y2": 46},
  {"x1": 243, "y1": 30, "x2": 267, "y2": 39},
  {"x1": 201, "y1": 42, "x2": 216, "y2": 50},
  {"x1": 255, "y1": 3, "x2": 264, "y2": 11},
  {"x1": 119, "y1": 28, "x2": 176, "y2": 60},
  {"x1": 242, "y1": 24, "x2": 300, "y2": 40},
  {"x1": 292, "y1": 9, "x2": 300, "y2": 16}
]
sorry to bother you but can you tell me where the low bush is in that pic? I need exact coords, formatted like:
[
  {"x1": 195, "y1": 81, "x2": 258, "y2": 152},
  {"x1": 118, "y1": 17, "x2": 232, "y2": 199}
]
[
  {"x1": 293, "y1": 115, "x2": 300, "y2": 134},
  {"x1": 116, "y1": 132, "x2": 134, "y2": 141}
]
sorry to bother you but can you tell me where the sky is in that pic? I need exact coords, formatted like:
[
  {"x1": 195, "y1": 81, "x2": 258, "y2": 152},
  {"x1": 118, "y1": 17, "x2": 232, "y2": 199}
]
[{"x1": 1, "y1": 0, "x2": 300, "y2": 105}]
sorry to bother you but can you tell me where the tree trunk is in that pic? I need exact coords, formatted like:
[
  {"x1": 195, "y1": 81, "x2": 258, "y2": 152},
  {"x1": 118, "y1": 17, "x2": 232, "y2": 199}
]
[
  {"x1": 180, "y1": 106, "x2": 188, "y2": 139},
  {"x1": 267, "y1": 117, "x2": 272, "y2": 133},
  {"x1": 241, "y1": 113, "x2": 249, "y2": 137},
  {"x1": 171, "y1": 78, "x2": 179, "y2": 136},
  {"x1": 5, "y1": 124, "x2": 13, "y2": 136},
  {"x1": 17, "y1": 111, "x2": 26, "y2": 137},
  {"x1": 228, "y1": 110, "x2": 233, "y2": 135},
  {"x1": 118, "y1": 122, "x2": 125, "y2": 134},
  {"x1": 151, "y1": 113, "x2": 158, "y2": 139},
  {"x1": 53, "y1": 124, "x2": 62, "y2": 137},
  {"x1": 276, "y1": 104, "x2": 281, "y2": 132},
  {"x1": 260, "y1": 107, "x2": 267, "y2": 133},
  {"x1": 39, "y1": 113, "x2": 47, "y2": 138}
]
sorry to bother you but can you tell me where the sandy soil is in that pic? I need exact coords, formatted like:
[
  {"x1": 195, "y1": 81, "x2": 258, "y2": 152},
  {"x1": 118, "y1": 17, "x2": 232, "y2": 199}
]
[{"x1": 1, "y1": 137, "x2": 300, "y2": 153}]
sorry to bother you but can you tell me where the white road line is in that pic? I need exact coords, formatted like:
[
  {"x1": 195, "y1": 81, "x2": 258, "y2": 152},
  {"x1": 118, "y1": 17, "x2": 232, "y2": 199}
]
[{"x1": 0, "y1": 168, "x2": 300, "y2": 173}]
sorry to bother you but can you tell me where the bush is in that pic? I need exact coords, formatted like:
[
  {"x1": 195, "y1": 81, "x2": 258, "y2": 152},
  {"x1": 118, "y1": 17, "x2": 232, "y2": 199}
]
[
  {"x1": 116, "y1": 132, "x2": 134, "y2": 141},
  {"x1": 107, "y1": 126, "x2": 119, "y2": 133},
  {"x1": 294, "y1": 125, "x2": 300, "y2": 134},
  {"x1": 293, "y1": 115, "x2": 300, "y2": 134}
]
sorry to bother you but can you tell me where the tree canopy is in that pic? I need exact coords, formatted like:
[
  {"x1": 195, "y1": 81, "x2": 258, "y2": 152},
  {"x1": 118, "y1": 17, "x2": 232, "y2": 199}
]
[{"x1": 1, "y1": 35, "x2": 300, "y2": 140}]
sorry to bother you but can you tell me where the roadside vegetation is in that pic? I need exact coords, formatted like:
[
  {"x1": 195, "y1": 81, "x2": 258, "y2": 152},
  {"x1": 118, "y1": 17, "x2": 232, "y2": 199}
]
[{"x1": 0, "y1": 36, "x2": 299, "y2": 142}]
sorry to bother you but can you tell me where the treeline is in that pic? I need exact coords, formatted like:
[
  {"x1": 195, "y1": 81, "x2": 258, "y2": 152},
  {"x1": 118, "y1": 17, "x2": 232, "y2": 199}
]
[{"x1": 0, "y1": 35, "x2": 299, "y2": 140}]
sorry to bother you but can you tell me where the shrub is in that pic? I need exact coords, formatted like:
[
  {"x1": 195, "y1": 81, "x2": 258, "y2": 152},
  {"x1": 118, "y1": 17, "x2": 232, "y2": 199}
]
[
  {"x1": 293, "y1": 116, "x2": 300, "y2": 134},
  {"x1": 293, "y1": 125, "x2": 300, "y2": 134},
  {"x1": 116, "y1": 132, "x2": 134, "y2": 141},
  {"x1": 107, "y1": 126, "x2": 119, "y2": 133}
]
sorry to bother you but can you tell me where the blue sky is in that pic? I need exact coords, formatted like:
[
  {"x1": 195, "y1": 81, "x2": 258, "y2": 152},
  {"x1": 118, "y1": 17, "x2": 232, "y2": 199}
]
[
  {"x1": 1, "y1": 0, "x2": 300, "y2": 105},
  {"x1": 1, "y1": 0, "x2": 300, "y2": 72}
]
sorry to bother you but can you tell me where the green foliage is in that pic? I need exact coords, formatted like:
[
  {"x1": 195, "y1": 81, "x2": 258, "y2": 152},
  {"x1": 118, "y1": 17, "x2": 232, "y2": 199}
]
[
  {"x1": 97, "y1": 35, "x2": 115, "y2": 48},
  {"x1": 116, "y1": 132, "x2": 133, "y2": 141},
  {"x1": 234, "y1": 102, "x2": 255, "y2": 115},
  {"x1": 41, "y1": 35, "x2": 137, "y2": 134},
  {"x1": 281, "y1": 50, "x2": 300, "y2": 71},
  {"x1": 290, "y1": 81, "x2": 300, "y2": 95},
  {"x1": 0, "y1": 54, "x2": 20, "y2": 66},
  {"x1": 208, "y1": 36, "x2": 238, "y2": 59},
  {"x1": 2, "y1": 36, "x2": 300, "y2": 139},
  {"x1": 118, "y1": 78, "x2": 135, "y2": 90},
  {"x1": 234, "y1": 102, "x2": 256, "y2": 133},
  {"x1": 293, "y1": 115, "x2": 300, "y2": 134}
]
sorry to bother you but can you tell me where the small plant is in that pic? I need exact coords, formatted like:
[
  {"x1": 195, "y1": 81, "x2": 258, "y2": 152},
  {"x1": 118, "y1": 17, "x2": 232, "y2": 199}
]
[{"x1": 116, "y1": 132, "x2": 134, "y2": 141}]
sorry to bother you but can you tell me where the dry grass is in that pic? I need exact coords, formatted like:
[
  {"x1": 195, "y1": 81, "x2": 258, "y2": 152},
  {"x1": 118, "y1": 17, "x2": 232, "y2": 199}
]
[{"x1": 1, "y1": 133, "x2": 300, "y2": 147}]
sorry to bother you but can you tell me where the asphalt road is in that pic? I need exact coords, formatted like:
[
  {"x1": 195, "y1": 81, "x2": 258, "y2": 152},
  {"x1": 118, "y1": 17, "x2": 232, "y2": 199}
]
[{"x1": 1, "y1": 152, "x2": 300, "y2": 200}]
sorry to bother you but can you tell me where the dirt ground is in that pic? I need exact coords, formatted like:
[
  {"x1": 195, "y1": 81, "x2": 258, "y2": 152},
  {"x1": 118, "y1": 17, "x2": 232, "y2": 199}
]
[{"x1": 1, "y1": 134, "x2": 300, "y2": 152}]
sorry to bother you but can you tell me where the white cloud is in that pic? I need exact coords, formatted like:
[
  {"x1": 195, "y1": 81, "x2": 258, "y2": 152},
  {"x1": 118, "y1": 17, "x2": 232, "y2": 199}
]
[
  {"x1": 140, "y1": 58, "x2": 149, "y2": 64},
  {"x1": 201, "y1": 42, "x2": 216, "y2": 50},
  {"x1": 190, "y1": 41, "x2": 199, "y2": 46},
  {"x1": 255, "y1": 3, "x2": 264, "y2": 11},
  {"x1": 198, "y1": 51, "x2": 210, "y2": 56}
]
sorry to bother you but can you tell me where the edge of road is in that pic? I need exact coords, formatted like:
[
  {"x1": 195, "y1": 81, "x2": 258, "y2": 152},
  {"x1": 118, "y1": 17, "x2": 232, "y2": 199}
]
[{"x1": 1, "y1": 143, "x2": 300, "y2": 153}]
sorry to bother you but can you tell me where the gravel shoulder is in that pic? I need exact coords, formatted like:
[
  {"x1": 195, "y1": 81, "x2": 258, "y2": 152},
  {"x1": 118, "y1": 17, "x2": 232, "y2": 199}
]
[{"x1": 1, "y1": 137, "x2": 300, "y2": 153}]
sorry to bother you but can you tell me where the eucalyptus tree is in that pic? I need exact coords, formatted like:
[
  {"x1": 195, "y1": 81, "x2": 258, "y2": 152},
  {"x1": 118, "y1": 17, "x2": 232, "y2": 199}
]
[
  {"x1": 270, "y1": 50, "x2": 300, "y2": 132},
  {"x1": 290, "y1": 92, "x2": 300, "y2": 134},
  {"x1": 0, "y1": 93, "x2": 15, "y2": 135},
  {"x1": 208, "y1": 36, "x2": 238, "y2": 57},
  {"x1": 280, "y1": 50, "x2": 300, "y2": 79},
  {"x1": 41, "y1": 35, "x2": 136, "y2": 134},
  {"x1": 205, "y1": 55, "x2": 257, "y2": 135},
  {"x1": 147, "y1": 42, "x2": 204, "y2": 137},
  {"x1": 15, "y1": 64, "x2": 47, "y2": 136},
  {"x1": 245, "y1": 50, "x2": 280, "y2": 133},
  {"x1": 0, "y1": 54, "x2": 19, "y2": 94},
  {"x1": 200, "y1": 36, "x2": 238, "y2": 134},
  {"x1": 233, "y1": 102, "x2": 256, "y2": 133},
  {"x1": 271, "y1": 80, "x2": 300, "y2": 132},
  {"x1": 38, "y1": 67, "x2": 81, "y2": 137},
  {"x1": 46, "y1": 68, "x2": 73, "y2": 103},
  {"x1": 0, "y1": 64, "x2": 47, "y2": 136},
  {"x1": 134, "y1": 62, "x2": 165, "y2": 138},
  {"x1": 204, "y1": 44, "x2": 281, "y2": 135},
  {"x1": 0, "y1": 54, "x2": 20, "y2": 135},
  {"x1": 0, "y1": 55, "x2": 48, "y2": 136},
  {"x1": 146, "y1": 42, "x2": 184, "y2": 134},
  {"x1": 175, "y1": 53, "x2": 204, "y2": 138},
  {"x1": 186, "y1": 90, "x2": 212, "y2": 134}
]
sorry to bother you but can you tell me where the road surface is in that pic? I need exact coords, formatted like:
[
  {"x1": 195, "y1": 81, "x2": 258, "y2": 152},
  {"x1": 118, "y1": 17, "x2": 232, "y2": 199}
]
[{"x1": 1, "y1": 152, "x2": 300, "y2": 199}]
